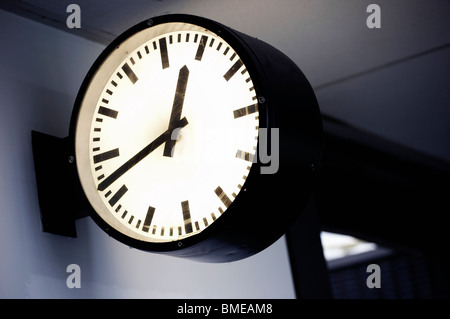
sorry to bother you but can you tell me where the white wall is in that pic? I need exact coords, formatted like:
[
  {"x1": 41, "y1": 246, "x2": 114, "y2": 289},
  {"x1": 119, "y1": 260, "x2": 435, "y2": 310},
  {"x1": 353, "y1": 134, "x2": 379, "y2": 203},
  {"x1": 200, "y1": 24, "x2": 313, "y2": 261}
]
[{"x1": 0, "y1": 9, "x2": 296, "y2": 298}]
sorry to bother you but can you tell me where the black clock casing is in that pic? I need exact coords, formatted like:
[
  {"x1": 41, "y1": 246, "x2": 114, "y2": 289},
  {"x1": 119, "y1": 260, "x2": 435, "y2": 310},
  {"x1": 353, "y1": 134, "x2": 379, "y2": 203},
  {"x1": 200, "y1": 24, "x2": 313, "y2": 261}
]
[{"x1": 33, "y1": 14, "x2": 322, "y2": 262}]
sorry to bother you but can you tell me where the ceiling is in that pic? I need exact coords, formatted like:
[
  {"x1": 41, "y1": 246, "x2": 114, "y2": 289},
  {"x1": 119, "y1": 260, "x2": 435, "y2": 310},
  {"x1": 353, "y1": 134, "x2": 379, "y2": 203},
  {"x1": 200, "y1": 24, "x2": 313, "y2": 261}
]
[{"x1": 2, "y1": 0, "x2": 450, "y2": 90}]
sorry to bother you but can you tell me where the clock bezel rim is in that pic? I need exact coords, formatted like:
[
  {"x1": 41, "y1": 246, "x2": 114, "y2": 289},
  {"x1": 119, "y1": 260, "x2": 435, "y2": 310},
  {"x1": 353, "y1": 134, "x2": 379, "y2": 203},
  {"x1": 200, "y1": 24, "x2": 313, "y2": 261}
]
[{"x1": 69, "y1": 14, "x2": 270, "y2": 253}]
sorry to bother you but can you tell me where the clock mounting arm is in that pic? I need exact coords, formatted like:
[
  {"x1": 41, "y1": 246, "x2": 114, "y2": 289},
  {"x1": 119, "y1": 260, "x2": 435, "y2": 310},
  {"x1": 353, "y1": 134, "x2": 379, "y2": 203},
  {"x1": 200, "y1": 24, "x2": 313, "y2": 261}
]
[{"x1": 31, "y1": 131, "x2": 91, "y2": 237}]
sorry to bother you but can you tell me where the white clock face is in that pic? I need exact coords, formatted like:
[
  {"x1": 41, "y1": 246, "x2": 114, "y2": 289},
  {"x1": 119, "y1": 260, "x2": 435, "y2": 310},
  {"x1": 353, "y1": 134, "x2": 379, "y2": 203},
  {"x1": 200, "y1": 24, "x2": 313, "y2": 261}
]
[{"x1": 75, "y1": 22, "x2": 259, "y2": 243}]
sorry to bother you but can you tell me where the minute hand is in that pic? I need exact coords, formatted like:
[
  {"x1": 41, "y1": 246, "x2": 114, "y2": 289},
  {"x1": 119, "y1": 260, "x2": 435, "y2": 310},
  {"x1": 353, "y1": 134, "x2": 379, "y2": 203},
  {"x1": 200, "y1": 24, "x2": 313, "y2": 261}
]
[{"x1": 97, "y1": 117, "x2": 188, "y2": 192}]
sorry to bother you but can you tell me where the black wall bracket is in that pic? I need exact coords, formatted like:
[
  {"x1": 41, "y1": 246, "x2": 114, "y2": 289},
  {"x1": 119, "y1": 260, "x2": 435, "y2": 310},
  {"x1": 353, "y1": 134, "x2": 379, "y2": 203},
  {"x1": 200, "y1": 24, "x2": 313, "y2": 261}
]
[{"x1": 31, "y1": 131, "x2": 89, "y2": 237}]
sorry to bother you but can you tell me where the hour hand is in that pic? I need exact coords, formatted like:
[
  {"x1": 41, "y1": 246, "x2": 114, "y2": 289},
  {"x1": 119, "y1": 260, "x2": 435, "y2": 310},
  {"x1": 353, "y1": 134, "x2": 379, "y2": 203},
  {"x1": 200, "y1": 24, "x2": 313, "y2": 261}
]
[{"x1": 164, "y1": 65, "x2": 189, "y2": 157}]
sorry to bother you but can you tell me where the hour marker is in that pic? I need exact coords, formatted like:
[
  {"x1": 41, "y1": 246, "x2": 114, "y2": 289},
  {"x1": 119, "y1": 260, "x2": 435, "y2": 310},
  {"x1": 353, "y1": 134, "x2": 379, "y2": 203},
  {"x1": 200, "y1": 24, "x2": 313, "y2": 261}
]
[
  {"x1": 122, "y1": 63, "x2": 138, "y2": 84},
  {"x1": 233, "y1": 103, "x2": 258, "y2": 119},
  {"x1": 159, "y1": 37, "x2": 170, "y2": 69},
  {"x1": 98, "y1": 106, "x2": 118, "y2": 119},
  {"x1": 93, "y1": 148, "x2": 119, "y2": 164},
  {"x1": 181, "y1": 200, "x2": 193, "y2": 234},
  {"x1": 142, "y1": 206, "x2": 155, "y2": 233},
  {"x1": 108, "y1": 184, "x2": 128, "y2": 207},
  {"x1": 214, "y1": 186, "x2": 232, "y2": 208},
  {"x1": 195, "y1": 35, "x2": 208, "y2": 61},
  {"x1": 236, "y1": 149, "x2": 255, "y2": 162},
  {"x1": 224, "y1": 59, "x2": 243, "y2": 81}
]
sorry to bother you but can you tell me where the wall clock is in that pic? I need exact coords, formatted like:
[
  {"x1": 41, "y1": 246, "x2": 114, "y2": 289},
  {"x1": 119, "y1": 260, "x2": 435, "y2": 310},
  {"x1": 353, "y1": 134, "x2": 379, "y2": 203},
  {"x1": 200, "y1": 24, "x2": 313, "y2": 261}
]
[{"x1": 32, "y1": 14, "x2": 322, "y2": 262}]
